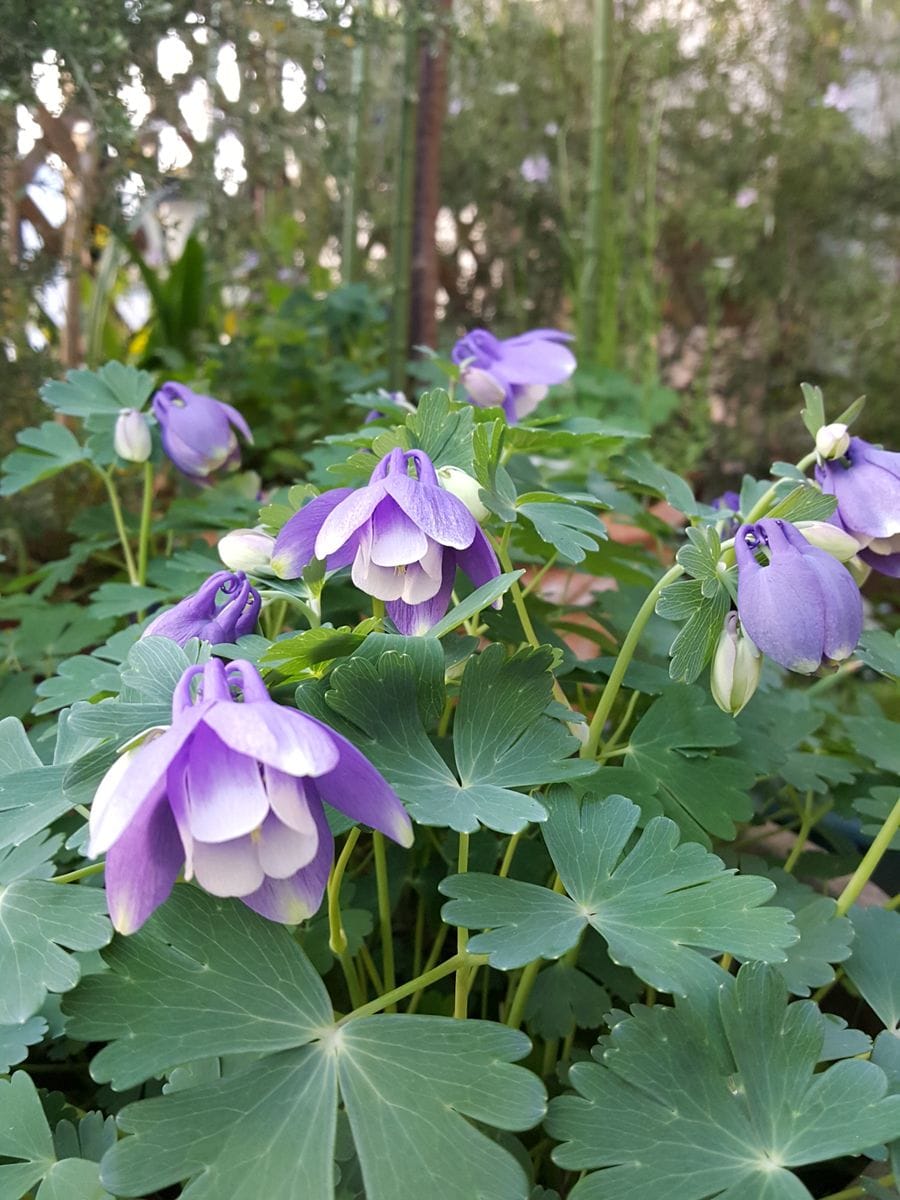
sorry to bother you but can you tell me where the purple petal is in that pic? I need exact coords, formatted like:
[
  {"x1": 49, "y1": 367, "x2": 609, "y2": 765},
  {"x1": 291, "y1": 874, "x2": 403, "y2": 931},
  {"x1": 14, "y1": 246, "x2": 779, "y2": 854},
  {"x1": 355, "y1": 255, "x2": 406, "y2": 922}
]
[
  {"x1": 308, "y1": 726, "x2": 414, "y2": 848},
  {"x1": 511, "y1": 384, "x2": 548, "y2": 421},
  {"x1": 383, "y1": 474, "x2": 476, "y2": 549},
  {"x1": 350, "y1": 530, "x2": 407, "y2": 601},
  {"x1": 314, "y1": 481, "x2": 388, "y2": 559},
  {"x1": 861, "y1": 547, "x2": 900, "y2": 577},
  {"x1": 218, "y1": 399, "x2": 253, "y2": 444},
  {"x1": 89, "y1": 711, "x2": 207, "y2": 856},
  {"x1": 103, "y1": 792, "x2": 184, "y2": 934},
  {"x1": 490, "y1": 334, "x2": 576, "y2": 387},
  {"x1": 200, "y1": 701, "x2": 340, "y2": 777},
  {"x1": 183, "y1": 725, "x2": 270, "y2": 842},
  {"x1": 369, "y1": 497, "x2": 429, "y2": 566},
  {"x1": 241, "y1": 800, "x2": 334, "y2": 923},
  {"x1": 817, "y1": 440, "x2": 900, "y2": 540},
  {"x1": 264, "y1": 767, "x2": 319, "y2": 835},
  {"x1": 457, "y1": 525, "x2": 502, "y2": 600},
  {"x1": 387, "y1": 549, "x2": 457, "y2": 636},
  {"x1": 271, "y1": 489, "x2": 355, "y2": 579},
  {"x1": 256, "y1": 810, "x2": 319, "y2": 877},
  {"x1": 190, "y1": 835, "x2": 265, "y2": 896},
  {"x1": 798, "y1": 550, "x2": 862, "y2": 661},
  {"x1": 325, "y1": 527, "x2": 362, "y2": 572},
  {"x1": 736, "y1": 524, "x2": 825, "y2": 673}
]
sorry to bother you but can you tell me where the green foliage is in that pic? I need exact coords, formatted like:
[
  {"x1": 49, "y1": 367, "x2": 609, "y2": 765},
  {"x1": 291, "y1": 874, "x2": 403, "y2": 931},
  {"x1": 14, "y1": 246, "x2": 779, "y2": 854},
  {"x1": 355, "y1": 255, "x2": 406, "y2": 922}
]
[
  {"x1": 546, "y1": 963, "x2": 900, "y2": 1200},
  {"x1": 0, "y1": 422, "x2": 89, "y2": 496},
  {"x1": 66, "y1": 888, "x2": 545, "y2": 1200},
  {"x1": 302, "y1": 643, "x2": 593, "y2": 834},
  {"x1": 844, "y1": 909, "x2": 900, "y2": 1033},
  {"x1": 441, "y1": 791, "x2": 796, "y2": 993},
  {"x1": 41, "y1": 362, "x2": 155, "y2": 418}
]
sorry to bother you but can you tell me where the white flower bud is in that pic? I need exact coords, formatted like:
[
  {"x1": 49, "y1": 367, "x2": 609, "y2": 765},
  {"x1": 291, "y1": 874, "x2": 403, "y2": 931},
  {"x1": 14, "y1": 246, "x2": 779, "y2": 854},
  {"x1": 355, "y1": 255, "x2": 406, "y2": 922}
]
[
  {"x1": 436, "y1": 465, "x2": 490, "y2": 523},
  {"x1": 710, "y1": 612, "x2": 761, "y2": 716},
  {"x1": 794, "y1": 520, "x2": 860, "y2": 562},
  {"x1": 114, "y1": 408, "x2": 152, "y2": 463},
  {"x1": 217, "y1": 527, "x2": 277, "y2": 575},
  {"x1": 460, "y1": 366, "x2": 506, "y2": 408},
  {"x1": 815, "y1": 422, "x2": 850, "y2": 460}
]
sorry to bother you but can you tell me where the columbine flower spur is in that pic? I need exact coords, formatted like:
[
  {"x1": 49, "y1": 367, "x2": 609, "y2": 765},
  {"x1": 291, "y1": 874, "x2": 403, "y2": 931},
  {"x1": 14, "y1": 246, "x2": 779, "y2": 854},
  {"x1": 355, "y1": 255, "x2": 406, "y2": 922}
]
[
  {"x1": 88, "y1": 659, "x2": 413, "y2": 933},
  {"x1": 271, "y1": 447, "x2": 501, "y2": 634},
  {"x1": 142, "y1": 571, "x2": 262, "y2": 645}
]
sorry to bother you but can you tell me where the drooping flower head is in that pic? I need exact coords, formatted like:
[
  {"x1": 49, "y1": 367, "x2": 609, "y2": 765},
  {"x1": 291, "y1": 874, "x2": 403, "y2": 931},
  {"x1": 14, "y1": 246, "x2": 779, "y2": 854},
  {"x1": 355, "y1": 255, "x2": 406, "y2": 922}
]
[
  {"x1": 735, "y1": 518, "x2": 862, "y2": 674},
  {"x1": 151, "y1": 382, "x2": 252, "y2": 481},
  {"x1": 816, "y1": 437, "x2": 900, "y2": 577},
  {"x1": 142, "y1": 571, "x2": 262, "y2": 645},
  {"x1": 89, "y1": 659, "x2": 412, "y2": 933},
  {"x1": 451, "y1": 327, "x2": 576, "y2": 423},
  {"x1": 271, "y1": 447, "x2": 501, "y2": 636},
  {"x1": 711, "y1": 490, "x2": 741, "y2": 536}
]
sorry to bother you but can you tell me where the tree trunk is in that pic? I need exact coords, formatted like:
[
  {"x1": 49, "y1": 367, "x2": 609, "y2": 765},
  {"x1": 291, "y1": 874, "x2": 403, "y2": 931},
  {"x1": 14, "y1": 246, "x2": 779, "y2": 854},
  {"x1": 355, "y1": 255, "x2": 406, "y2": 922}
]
[{"x1": 408, "y1": 0, "x2": 452, "y2": 356}]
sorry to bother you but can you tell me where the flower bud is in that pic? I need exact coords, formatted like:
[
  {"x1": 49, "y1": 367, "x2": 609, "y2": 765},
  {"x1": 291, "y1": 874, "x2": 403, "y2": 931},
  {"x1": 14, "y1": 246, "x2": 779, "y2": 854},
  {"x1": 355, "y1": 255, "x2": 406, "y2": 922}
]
[
  {"x1": 845, "y1": 554, "x2": 872, "y2": 587},
  {"x1": 460, "y1": 366, "x2": 506, "y2": 408},
  {"x1": 815, "y1": 422, "x2": 850, "y2": 460},
  {"x1": 436, "y1": 465, "x2": 490, "y2": 523},
  {"x1": 217, "y1": 527, "x2": 277, "y2": 575},
  {"x1": 114, "y1": 409, "x2": 152, "y2": 463},
  {"x1": 710, "y1": 612, "x2": 761, "y2": 716},
  {"x1": 793, "y1": 520, "x2": 860, "y2": 562}
]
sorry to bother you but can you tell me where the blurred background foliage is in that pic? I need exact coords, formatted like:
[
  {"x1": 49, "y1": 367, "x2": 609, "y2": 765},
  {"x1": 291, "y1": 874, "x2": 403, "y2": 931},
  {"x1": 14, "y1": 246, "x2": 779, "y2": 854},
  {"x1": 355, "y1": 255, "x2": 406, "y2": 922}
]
[{"x1": 2, "y1": 0, "x2": 899, "y2": 492}]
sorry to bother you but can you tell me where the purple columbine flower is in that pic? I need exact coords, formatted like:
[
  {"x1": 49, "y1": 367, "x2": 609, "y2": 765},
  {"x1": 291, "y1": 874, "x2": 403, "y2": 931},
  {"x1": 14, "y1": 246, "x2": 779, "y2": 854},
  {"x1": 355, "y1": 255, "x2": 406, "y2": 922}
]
[
  {"x1": 142, "y1": 571, "x2": 261, "y2": 645},
  {"x1": 88, "y1": 659, "x2": 413, "y2": 933},
  {"x1": 271, "y1": 447, "x2": 501, "y2": 636},
  {"x1": 152, "y1": 382, "x2": 252, "y2": 481},
  {"x1": 735, "y1": 518, "x2": 862, "y2": 674},
  {"x1": 816, "y1": 437, "x2": 900, "y2": 577},
  {"x1": 451, "y1": 327, "x2": 576, "y2": 423},
  {"x1": 711, "y1": 490, "x2": 741, "y2": 536}
]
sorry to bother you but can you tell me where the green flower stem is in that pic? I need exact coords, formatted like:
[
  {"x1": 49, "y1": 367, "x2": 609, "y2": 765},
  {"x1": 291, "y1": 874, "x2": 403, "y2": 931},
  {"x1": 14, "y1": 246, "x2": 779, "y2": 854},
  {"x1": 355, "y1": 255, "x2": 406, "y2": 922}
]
[
  {"x1": 743, "y1": 451, "x2": 819, "y2": 525},
  {"x1": 835, "y1": 796, "x2": 900, "y2": 917},
  {"x1": 338, "y1": 949, "x2": 366, "y2": 1010},
  {"x1": 341, "y1": 951, "x2": 487, "y2": 1024},
  {"x1": 521, "y1": 551, "x2": 559, "y2": 599},
  {"x1": 137, "y1": 460, "x2": 154, "y2": 586},
  {"x1": 819, "y1": 1175, "x2": 894, "y2": 1200},
  {"x1": 495, "y1": 528, "x2": 541, "y2": 650},
  {"x1": 581, "y1": 563, "x2": 684, "y2": 759},
  {"x1": 327, "y1": 827, "x2": 361, "y2": 955},
  {"x1": 358, "y1": 940, "x2": 385, "y2": 995},
  {"x1": 783, "y1": 791, "x2": 816, "y2": 875},
  {"x1": 372, "y1": 832, "x2": 396, "y2": 1008},
  {"x1": 95, "y1": 467, "x2": 139, "y2": 585},
  {"x1": 406, "y1": 923, "x2": 449, "y2": 1013},
  {"x1": 371, "y1": 597, "x2": 385, "y2": 624},
  {"x1": 453, "y1": 831, "x2": 470, "y2": 1019},
  {"x1": 411, "y1": 891, "x2": 426, "y2": 978},
  {"x1": 498, "y1": 830, "x2": 522, "y2": 879},
  {"x1": 52, "y1": 861, "x2": 105, "y2": 884},
  {"x1": 495, "y1": 528, "x2": 574, "y2": 716},
  {"x1": 601, "y1": 689, "x2": 641, "y2": 756},
  {"x1": 505, "y1": 957, "x2": 542, "y2": 1030}
]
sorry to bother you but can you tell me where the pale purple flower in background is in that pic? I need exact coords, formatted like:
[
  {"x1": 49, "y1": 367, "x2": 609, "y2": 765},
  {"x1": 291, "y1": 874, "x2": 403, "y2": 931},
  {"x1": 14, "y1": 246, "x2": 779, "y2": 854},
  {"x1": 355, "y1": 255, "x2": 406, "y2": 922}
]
[
  {"x1": 735, "y1": 518, "x2": 862, "y2": 674},
  {"x1": 711, "y1": 490, "x2": 741, "y2": 536},
  {"x1": 816, "y1": 437, "x2": 900, "y2": 577},
  {"x1": 520, "y1": 154, "x2": 551, "y2": 184},
  {"x1": 142, "y1": 571, "x2": 261, "y2": 645},
  {"x1": 452, "y1": 327, "x2": 576, "y2": 423},
  {"x1": 271, "y1": 447, "x2": 501, "y2": 635},
  {"x1": 152, "y1": 382, "x2": 252, "y2": 481},
  {"x1": 823, "y1": 82, "x2": 852, "y2": 111},
  {"x1": 89, "y1": 658, "x2": 413, "y2": 933},
  {"x1": 734, "y1": 187, "x2": 759, "y2": 209}
]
